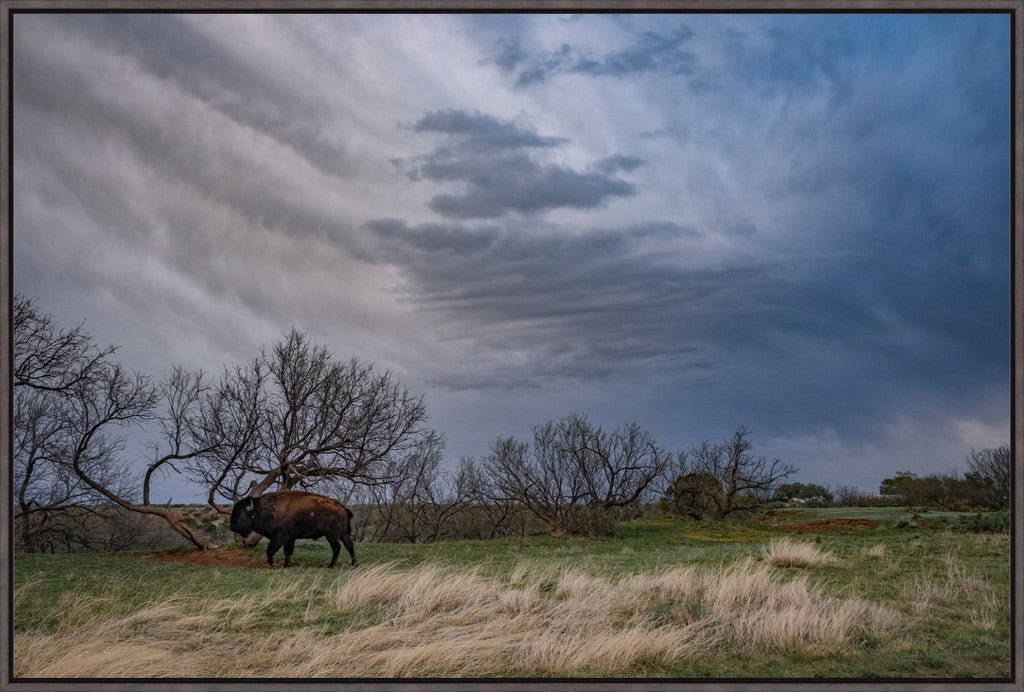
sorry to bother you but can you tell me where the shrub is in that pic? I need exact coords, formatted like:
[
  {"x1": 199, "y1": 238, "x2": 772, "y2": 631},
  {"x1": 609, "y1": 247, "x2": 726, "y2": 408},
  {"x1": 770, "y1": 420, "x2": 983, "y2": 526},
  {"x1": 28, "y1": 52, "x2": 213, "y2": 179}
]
[
  {"x1": 557, "y1": 506, "x2": 618, "y2": 537},
  {"x1": 953, "y1": 512, "x2": 1009, "y2": 534},
  {"x1": 773, "y1": 483, "x2": 833, "y2": 507},
  {"x1": 661, "y1": 472, "x2": 724, "y2": 519}
]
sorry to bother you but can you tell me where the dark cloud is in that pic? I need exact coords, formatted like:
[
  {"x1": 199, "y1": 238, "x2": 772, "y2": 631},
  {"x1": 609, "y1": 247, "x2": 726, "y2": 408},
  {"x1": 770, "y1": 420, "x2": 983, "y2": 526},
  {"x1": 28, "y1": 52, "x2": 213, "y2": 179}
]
[
  {"x1": 413, "y1": 109, "x2": 567, "y2": 149},
  {"x1": 582, "y1": 27, "x2": 696, "y2": 76},
  {"x1": 494, "y1": 40, "x2": 528, "y2": 72},
  {"x1": 728, "y1": 22, "x2": 856, "y2": 105},
  {"x1": 627, "y1": 221, "x2": 700, "y2": 239},
  {"x1": 752, "y1": 19, "x2": 1011, "y2": 376},
  {"x1": 424, "y1": 155, "x2": 637, "y2": 219},
  {"x1": 400, "y1": 110, "x2": 638, "y2": 219},
  {"x1": 495, "y1": 26, "x2": 696, "y2": 87},
  {"x1": 358, "y1": 215, "x2": 803, "y2": 390},
  {"x1": 594, "y1": 154, "x2": 645, "y2": 174}
]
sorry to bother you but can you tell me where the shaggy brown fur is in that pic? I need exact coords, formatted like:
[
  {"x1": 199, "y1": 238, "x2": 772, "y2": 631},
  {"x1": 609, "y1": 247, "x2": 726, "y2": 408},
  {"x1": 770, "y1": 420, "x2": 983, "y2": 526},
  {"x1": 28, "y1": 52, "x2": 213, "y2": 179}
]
[{"x1": 230, "y1": 490, "x2": 356, "y2": 568}]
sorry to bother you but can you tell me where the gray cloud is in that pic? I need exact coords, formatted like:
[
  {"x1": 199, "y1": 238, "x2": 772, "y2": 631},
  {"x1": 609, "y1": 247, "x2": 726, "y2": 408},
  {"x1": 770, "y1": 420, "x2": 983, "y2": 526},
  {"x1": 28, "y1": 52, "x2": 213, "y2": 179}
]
[
  {"x1": 424, "y1": 155, "x2": 637, "y2": 219},
  {"x1": 364, "y1": 218, "x2": 500, "y2": 257},
  {"x1": 399, "y1": 110, "x2": 638, "y2": 219},
  {"x1": 494, "y1": 39, "x2": 528, "y2": 72},
  {"x1": 594, "y1": 154, "x2": 645, "y2": 174},
  {"x1": 497, "y1": 26, "x2": 696, "y2": 87},
  {"x1": 412, "y1": 109, "x2": 567, "y2": 149},
  {"x1": 358, "y1": 215, "x2": 795, "y2": 390}
]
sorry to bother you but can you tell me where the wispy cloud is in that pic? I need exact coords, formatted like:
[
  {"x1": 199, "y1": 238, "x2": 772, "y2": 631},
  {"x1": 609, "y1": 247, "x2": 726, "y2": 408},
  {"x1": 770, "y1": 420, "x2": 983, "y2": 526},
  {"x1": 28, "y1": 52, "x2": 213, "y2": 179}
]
[{"x1": 496, "y1": 26, "x2": 696, "y2": 86}]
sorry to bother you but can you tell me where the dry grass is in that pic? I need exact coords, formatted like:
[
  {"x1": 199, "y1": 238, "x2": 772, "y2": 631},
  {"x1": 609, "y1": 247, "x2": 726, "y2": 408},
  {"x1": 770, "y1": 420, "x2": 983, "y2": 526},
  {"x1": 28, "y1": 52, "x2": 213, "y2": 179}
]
[
  {"x1": 863, "y1": 544, "x2": 886, "y2": 558},
  {"x1": 762, "y1": 538, "x2": 839, "y2": 568},
  {"x1": 15, "y1": 558, "x2": 898, "y2": 678},
  {"x1": 898, "y1": 553, "x2": 1005, "y2": 628}
]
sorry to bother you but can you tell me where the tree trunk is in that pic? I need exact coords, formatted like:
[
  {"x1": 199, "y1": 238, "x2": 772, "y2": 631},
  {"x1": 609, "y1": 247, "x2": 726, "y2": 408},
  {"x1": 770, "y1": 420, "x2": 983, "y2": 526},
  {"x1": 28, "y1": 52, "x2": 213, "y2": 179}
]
[
  {"x1": 69, "y1": 452, "x2": 215, "y2": 551},
  {"x1": 142, "y1": 505, "x2": 215, "y2": 550}
]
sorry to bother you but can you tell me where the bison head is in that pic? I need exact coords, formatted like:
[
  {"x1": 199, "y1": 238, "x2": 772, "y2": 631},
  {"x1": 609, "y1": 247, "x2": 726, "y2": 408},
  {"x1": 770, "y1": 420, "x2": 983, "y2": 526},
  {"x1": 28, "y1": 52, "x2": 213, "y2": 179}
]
[{"x1": 230, "y1": 496, "x2": 259, "y2": 537}]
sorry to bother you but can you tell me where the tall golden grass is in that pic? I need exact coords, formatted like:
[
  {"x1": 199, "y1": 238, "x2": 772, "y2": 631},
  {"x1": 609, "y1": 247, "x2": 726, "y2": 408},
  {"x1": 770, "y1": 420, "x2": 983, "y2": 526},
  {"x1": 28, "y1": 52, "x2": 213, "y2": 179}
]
[
  {"x1": 761, "y1": 538, "x2": 839, "y2": 568},
  {"x1": 863, "y1": 544, "x2": 887, "y2": 558},
  {"x1": 15, "y1": 558, "x2": 898, "y2": 678}
]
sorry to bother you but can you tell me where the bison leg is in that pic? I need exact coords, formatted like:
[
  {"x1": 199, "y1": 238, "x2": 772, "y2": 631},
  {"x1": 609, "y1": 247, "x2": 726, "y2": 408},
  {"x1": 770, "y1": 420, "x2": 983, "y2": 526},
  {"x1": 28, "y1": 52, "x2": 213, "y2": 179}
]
[
  {"x1": 326, "y1": 536, "x2": 341, "y2": 568},
  {"x1": 266, "y1": 535, "x2": 283, "y2": 567},
  {"x1": 342, "y1": 532, "x2": 357, "y2": 567},
  {"x1": 283, "y1": 539, "x2": 296, "y2": 568}
]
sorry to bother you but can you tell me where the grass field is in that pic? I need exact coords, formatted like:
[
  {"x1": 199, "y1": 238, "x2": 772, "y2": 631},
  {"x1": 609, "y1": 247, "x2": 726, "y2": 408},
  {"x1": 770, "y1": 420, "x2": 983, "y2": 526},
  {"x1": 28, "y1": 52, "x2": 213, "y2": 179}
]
[{"x1": 13, "y1": 508, "x2": 1011, "y2": 679}]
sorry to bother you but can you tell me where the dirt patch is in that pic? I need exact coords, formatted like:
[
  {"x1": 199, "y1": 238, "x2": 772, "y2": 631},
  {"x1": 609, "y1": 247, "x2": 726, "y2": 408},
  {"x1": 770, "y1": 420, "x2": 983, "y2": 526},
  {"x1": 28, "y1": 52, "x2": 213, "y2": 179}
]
[
  {"x1": 784, "y1": 519, "x2": 878, "y2": 533},
  {"x1": 136, "y1": 546, "x2": 269, "y2": 568},
  {"x1": 137, "y1": 545, "x2": 346, "y2": 569}
]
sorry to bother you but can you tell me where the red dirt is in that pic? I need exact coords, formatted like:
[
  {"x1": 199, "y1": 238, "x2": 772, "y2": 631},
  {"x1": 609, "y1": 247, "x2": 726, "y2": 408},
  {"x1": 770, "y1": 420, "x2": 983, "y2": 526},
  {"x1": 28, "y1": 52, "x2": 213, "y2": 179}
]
[
  {"x1": 137, "y1": 547, "x2": 274, "y2": 568},
  {"x1": 784, "y1": 519, "x2": 878, "y2": 533},
  {"x1": 137, "y1": 545, "x2": 346, "y2": 568}
]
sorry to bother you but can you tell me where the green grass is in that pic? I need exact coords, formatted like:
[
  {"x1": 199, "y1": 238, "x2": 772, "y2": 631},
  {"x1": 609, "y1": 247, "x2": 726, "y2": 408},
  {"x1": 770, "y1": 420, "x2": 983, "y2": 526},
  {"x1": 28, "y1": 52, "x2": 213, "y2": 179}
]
[
  {"x1": 13, "y1": 514, "x2": 1011, "y2": 679},
  {"x1": 769, "y1": 505, "x2": 976, "y2": 523}
]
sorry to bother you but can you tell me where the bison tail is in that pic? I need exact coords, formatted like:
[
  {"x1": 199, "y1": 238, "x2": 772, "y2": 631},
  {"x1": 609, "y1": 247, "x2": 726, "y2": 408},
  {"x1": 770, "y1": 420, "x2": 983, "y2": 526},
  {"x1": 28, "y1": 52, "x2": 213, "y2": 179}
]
[{"x1": 345, "y1": 506, "x2": 354, "y2": 519}]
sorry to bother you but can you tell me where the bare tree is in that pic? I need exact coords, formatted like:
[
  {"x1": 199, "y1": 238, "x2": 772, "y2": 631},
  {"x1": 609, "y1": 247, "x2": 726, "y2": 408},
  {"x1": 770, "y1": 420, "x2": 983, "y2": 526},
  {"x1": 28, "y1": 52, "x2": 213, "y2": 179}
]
[
  {"x1": 189, "y1": 329, "x2": 442, "y2": 504},
  {"x1": 829, "y1": 484, "x2": 871, "y2": 507},
  {"x1": 15, "y1": 389, "x2": 76, "y2": 520},
  {"x1": 143, "y1": 367, "x2": 218, "y2": 507},
  {"x1": 485, "y1": 432, "x2": 583, "y2": 535},
  {"x1": 13, "y1": 294, "x2": 132, "y2": 551},
  {"x1": 14, "y1": 295, "x2": 227, "y2": 550},
  {"x1": 964, "y1": 446, "x2": 1010, "y2": 509},
  {"x1": 365, "y1": 435, "x2": 470, "y2": 543},
  {"x1": 483, "y1": 413, "x2": 669, "y2": 535},
  {"x1": 398, "y1": 441, "x2": 471, "y2": 543},
  {"x1": 559, "y1": 414, "x2": 669, "y2": 510},
  {"x1": 457, "y1": 457, "x2": 524, "y2": 539},
  {"x1": 14, "y1": 294, "x2": 114, "y2": 392},
  {"x1": 14, "y1": 390, "x2": 106, "y2": 551},
  {"x1": 178, "y1": 361, "x2": 265, "y2": 514},
  {"x1": 56, "y1": 361, "x2": 222, "y2": 548},
  {"x1": 668, "y1": 426, "x2": 797, "y2": 520}
]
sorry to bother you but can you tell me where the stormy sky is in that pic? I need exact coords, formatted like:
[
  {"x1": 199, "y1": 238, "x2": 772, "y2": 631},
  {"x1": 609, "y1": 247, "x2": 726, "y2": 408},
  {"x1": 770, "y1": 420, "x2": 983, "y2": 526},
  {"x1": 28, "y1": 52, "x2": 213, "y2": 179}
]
[{"x1": 12, "y1": 13, "x2": 1011, "y2": 501}]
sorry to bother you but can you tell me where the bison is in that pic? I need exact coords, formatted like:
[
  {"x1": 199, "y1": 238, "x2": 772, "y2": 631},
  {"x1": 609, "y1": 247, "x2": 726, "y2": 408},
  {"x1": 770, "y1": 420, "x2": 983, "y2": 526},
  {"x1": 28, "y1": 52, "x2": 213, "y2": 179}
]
[{"x1": 229, "y1": 489, "x2": 357, "y2": 568}]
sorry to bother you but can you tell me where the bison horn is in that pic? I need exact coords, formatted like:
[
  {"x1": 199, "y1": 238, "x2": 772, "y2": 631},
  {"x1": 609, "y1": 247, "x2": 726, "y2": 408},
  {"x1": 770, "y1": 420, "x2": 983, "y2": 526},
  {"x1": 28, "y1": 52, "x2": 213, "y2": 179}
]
[{"x1": 246, "y1": 498, "x2": 254, "y2": 511}]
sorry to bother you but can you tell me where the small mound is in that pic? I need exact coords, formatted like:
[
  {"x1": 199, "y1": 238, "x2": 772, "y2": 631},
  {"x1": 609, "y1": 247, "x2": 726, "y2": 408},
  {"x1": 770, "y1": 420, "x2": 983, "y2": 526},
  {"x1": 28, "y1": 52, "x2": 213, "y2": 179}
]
[{"x1": 784, "y1": 519, "x2": 878, "y2": 533}]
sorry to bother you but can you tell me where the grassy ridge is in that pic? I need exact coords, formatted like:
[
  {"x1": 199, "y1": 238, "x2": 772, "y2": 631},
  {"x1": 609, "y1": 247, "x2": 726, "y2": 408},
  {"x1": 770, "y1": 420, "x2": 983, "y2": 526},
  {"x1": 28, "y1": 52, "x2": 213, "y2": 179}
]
[{"x1": 13, "y1": 510, "x2": 1011, "y2": 678}]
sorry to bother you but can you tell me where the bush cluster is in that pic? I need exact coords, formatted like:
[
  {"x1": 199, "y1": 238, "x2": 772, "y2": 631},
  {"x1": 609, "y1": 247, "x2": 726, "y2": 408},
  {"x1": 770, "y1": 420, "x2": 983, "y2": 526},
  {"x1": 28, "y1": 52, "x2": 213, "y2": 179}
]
[{"x1": 952, "y1": 511, "x2": 1010, "y2": 534}]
